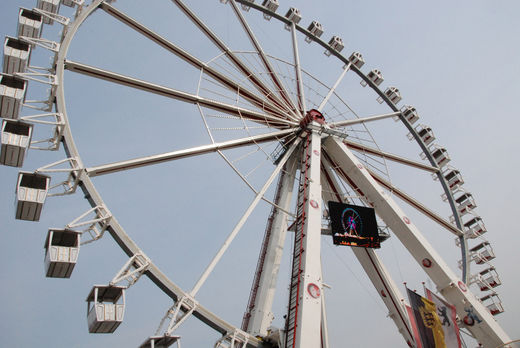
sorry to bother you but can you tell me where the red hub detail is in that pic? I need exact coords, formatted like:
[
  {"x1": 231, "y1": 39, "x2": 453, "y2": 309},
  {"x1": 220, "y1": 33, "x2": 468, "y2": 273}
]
[{"x1": 300, "y1": 109, "x2": 326, "y2": 128}]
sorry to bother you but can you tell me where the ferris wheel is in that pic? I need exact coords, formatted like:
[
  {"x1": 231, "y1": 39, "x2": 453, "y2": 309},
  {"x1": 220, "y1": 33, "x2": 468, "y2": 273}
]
[{"x1": 0, "y1": 0, "x2": 514, "y2": 347}]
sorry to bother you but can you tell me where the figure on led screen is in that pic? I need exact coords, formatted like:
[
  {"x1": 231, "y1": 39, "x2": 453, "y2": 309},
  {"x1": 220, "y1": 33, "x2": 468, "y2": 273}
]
[{"x1": 340, "y1": 208, "x2": 365, "y2": 239}]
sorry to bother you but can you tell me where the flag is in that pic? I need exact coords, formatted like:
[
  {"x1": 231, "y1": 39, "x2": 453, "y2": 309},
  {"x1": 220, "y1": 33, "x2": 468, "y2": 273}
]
[
  {"x1": 425, "y1": 288, "x2": 462, "y2": 348},
  {"x1": 406, "y1": 288, "x2": 446, "y2": 348}
]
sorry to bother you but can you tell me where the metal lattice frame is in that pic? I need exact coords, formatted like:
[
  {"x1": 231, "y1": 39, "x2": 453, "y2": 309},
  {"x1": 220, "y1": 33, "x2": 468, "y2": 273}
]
[{"x1": 1, "y1": 0, "x2": 512, "y2": 347}]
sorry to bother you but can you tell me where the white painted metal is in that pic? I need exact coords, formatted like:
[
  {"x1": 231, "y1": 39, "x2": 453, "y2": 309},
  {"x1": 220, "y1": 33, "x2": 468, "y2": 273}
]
[
  {"x1": 17, "y1": 8, "x2": 43, "y2": 39},
  {"x1": 320, "y1": 159, "x2": 415, "y2": 346},
  {"x1": 44, "y1": 229, "x2": 81, "y2": 278},
  {"x1": 189, "y1": 138, "x2": 300, "y2": 298},
  {"x1": 86, "y1": 128, "x2": 297, "y2": 177},
  {"x1": 110, "y1": 253, "x2": 151, "y2": 288},
  {"x1": 291, "y1": 22, "x2": 306, "y2": 115},
  {"x1": 100, "y1": 2, "x2": 293, "y2": 120},
  {"x1": 0, "y1": 74, "x2": 26, "y2": 119},
  {"x1": 139, "y1": 335, "x2": 181, "y2": 348},
  {"x1": 245, "y1": 153, "x2": 298, "y2": 336},
  {"x1": 3, "y1": 37, "x2": 31, "y2": 74},
  {"x1": 64, "y1": 60, "x2": 295, "y2": 127},
  {"x1": 329, "y1": 110, "x2": 401, "y2": 128},
  {"x1": 3, "y1": 0, "x2": 506, "y2": 346},
  {"x1": 317, "y1": 63, "x2": 351, "y2": 112},
  {"x1": 37, "y1": 0, "x2": 61, "y2": 25},
  {"x1": 15, "y1": 171, "x2": 50, "y2": 221},
  {"x1": 171, "y1": 0, "x2": 295, "y2": 117},
  {"x1": 285, "y1": 129, "x2": 323, "y2": 348},
  {"x1": 1, "y1": 120, "x2": 33, "y2": 167},
  {"x1": 228, "y1": 0, "x2": 300, "y2": 120},
  {"x1": 323, "y1": 135, "x2": 512, "y2": 347},
  {"x1": 53, "y1": 2, "x2": 264, "y2": 343},
  {"x1": 86, "y1": 285, "x2": 126, "y2": 333}
]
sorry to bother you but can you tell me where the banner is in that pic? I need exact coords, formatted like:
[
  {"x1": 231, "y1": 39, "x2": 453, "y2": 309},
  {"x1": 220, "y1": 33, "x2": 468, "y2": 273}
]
[
  {"x1": 406, "y1": 288, "x2": 446, "y2": 348},
  {"x1": 425, "y1": 288, "x2": 462, "y2": 348}
]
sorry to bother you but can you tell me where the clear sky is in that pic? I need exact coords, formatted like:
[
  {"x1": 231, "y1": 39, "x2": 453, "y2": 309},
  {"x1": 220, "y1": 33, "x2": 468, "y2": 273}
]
[{"x1": 0, "y1": 0, "x2": 519, "y2": 347}]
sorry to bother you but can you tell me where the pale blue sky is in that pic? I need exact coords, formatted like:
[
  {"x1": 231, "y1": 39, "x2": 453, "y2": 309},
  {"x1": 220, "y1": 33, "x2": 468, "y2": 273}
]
[{"x1": 0, "y1": 1, "x2": 519, "y2": 347}]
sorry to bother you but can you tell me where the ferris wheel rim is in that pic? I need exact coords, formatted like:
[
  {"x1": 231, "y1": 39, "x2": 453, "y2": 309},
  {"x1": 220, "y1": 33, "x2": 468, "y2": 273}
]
[{"x1": 41, "y1": 0, "x2": 478, "y2": 344}]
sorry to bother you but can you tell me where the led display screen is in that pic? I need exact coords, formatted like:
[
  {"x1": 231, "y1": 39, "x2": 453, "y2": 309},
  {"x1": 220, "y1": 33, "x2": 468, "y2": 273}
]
[{"x1": 328, "y1": 201, "x2": 380, "y2": 248}]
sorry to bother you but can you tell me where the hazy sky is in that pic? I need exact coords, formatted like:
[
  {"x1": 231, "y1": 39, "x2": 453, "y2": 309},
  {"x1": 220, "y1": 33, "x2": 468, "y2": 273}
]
[{"x1": 0, "y1": 0, "x2": 519, "y2": 347}]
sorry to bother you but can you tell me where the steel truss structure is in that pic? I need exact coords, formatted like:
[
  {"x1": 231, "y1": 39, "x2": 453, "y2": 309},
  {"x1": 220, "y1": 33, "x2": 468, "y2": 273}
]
[{"x1": 0, "y1": 0, "x2": 513, "y2": 347}]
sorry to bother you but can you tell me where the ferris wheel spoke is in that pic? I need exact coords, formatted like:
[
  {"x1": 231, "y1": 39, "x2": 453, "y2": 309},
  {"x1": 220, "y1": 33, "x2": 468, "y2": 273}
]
[
  {"x1": 323, "y1": 148, "x2": 460, "y2": 236},
  {"x1": 366, "y1": 168, "x2": 464, "y2": 237},
  {"x1": 228, "y1": 0, "x2": 301, "y2": 120},
  {"x1": 85, "y1": 128, "x2": 297, "y2": 177},
  {"x1": 170, "y1": 0, "x2": 295, "y2": 116},
  {"x1": 290, "y1": 22, "x2": 306, "y2": 116},
  {"x1": 189, "y1": 136, "x2": 301, "y2": 297},
  {"x1": 329, "y1": 111, "x2": 401, "y2": 128},
  {"x1": 317, "y1": 64, "x2": 352, "y2": 113},
  {"x1": 320, "y1": 159, "x2": 415, "y2": 345},
  {"x1": 64, "y1": 60, "x2": 297, "y2": 128},
  {"x1": 99, "y1": 2, "x2": 289, "y2": 118},
  {"x1": 343, "y1": 139, "x2": 439, "y2": 173}
]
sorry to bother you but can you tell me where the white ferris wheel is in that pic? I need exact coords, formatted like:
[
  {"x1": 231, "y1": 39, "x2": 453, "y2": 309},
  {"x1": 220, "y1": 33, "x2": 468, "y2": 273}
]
[{"x1": 0, "y1": 0, "x2": 515, "y2": 347}]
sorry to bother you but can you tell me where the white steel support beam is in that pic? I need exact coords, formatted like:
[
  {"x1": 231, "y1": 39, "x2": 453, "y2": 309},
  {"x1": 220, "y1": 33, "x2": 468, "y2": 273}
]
[
  {"x1": 86, "y1": 129, "x2": 296, "y2": 177},
  {"x1": 170, "y1": 0, "x2": 298, "y2": 119},
  {"x1": 323, "y1": 135, "x2": 512, "y2": 347},
  {"x1": 245, "y1": 152, "x2": 298, "y2": 336},
  {"x1": 286, "y1": 128, "x2": 323, "y2": 348},
  {"x1": 100, "y1": 2, "x2": 289, "y2": 119},
  {"x1": 189, "y1": 137, "x2": 301, "y2": 297},
  {"x1": 320, "y1": 159, "x2": 415, "y2": 346},
  {"x1": 228, "y1": 0, "x2": 300, "y2": 120},
  {"x1": 64, "y1": 60, "x2": 295, "y2": 128},
  {"x1": 290, "y1": 22, "x2": 306, "y2": 116}
]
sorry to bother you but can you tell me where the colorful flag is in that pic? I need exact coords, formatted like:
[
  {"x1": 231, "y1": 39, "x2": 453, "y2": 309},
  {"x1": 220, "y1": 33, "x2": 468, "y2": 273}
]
[
  {"x1": 406, "y1": 288, "x2": 446, "y2": 348},
  {"x1": 425, "y1": 288, "x2": 462, "y2": 348}
]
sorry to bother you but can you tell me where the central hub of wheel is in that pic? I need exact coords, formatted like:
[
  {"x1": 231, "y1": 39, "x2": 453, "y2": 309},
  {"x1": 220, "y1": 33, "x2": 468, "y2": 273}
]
[{"x1": 300, "y1": 109, "x2": 326, "y2": 128}]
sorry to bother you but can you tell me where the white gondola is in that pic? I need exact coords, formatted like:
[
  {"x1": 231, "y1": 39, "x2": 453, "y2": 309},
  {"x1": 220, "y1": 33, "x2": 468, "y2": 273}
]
[
  {"x1": 44, "y1": 229, "x2": 81, "y2": 278},
  {"x1": 415, "y1": 124, "x2": 435, "y2": 146},
  {"x1": 0, "y1": 74, "x2": 27, "y2": 119},
  {"x1": 455, "y1": 192, "x2": 476, "y2": 215},
  {"x1": 430, "y1": 146, "x2": 450, "y2": 168},
  {"x1": 464, "y1": 216, "x2": 486, "y2": 238},
  {"x1": 348, "y1": 52, "x2": 364, "y2": 69},
  {"x1": 470, "y1": 241, "x2": 495, "y2": 264},
  {"x1": 361, "y1": 69, "x2": 384, "y2": 87},
  {"x1": 3, "y1": 37, "x2": 31, "y2": 74},
  {"x1": 261, "y1": 0, "x2": 277, "y2": 20},
  {"x1": 476, "y1": 267, "x2": 501, "y2": 291},
  {"x1": 61, "y1": 0, "x2": 83, "y2": 7},
  {"x1": 326, "y1": 35, "x2": 344, "y2": 55},
  {"x1": 378, "y1": 86, "x2": 401, "y2": 104},
  {"x1": 140, "y1": 335, "x2": 181, "y2": 348},
  {"x1": 305, "y1": 21, "x2": 323, "y2": 43},
  {"x1": 15, "y1": 171, "x2": 51, "y2": 221},
  {"x1": 17, "y1": 8, "x2": 43, "y2": 39},
  {"x1": 443, "y1": 166, "x2": 464, "y2": 191},
  {"x1": 400, "y1": 105, "x2": 419, "y2": 124},
  {"x1": 262, "y1": 0, "x2": 278, "y2": 12},
  {"x1": 87, "y1": 285, "x2": 126, "y2": 333},
  {"x1": 480, "y1": 293, "x2": 504, "y2": 316},
  {"x1": 37, "y1": 0, "x2": 61, "y2": 25},
  {"x1": 1, "y1": 119, "x2": 33, "y2": 167},
  {"x1": 285, "y1": 7, "x2": 301, "y2": 24}
]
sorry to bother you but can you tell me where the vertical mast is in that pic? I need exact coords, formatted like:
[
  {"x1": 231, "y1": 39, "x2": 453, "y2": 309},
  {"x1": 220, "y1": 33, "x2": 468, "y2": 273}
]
[{"x1": 285, "y1": 125, "x2": 323, "y2": 348}]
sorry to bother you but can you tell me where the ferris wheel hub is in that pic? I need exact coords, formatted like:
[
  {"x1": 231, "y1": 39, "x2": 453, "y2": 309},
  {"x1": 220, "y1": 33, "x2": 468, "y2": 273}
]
[{"x1": 299, "y1": 109, "x2": 326, "y2": 129}]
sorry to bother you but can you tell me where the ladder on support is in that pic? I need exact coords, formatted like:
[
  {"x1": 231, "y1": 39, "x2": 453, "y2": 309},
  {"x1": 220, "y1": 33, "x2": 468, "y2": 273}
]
[{"x1": 285, "y1": 135, "x2": 311, "y2": 348}]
